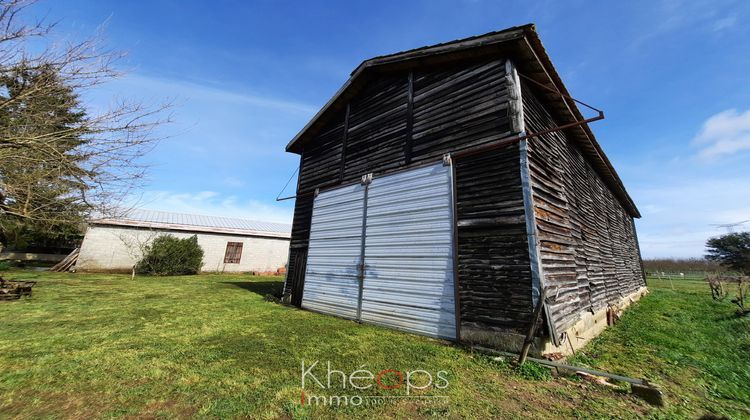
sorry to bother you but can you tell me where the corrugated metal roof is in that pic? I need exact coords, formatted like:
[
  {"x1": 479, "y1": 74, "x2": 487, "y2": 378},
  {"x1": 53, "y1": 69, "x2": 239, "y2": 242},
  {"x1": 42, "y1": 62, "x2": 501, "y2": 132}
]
[{"x1": 91, "y1": 209, "x2": 291, "y2": 239}]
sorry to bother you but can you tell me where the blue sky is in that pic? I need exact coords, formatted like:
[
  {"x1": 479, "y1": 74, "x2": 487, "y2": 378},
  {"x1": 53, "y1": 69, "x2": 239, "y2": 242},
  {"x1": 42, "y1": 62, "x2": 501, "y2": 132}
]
[{"x1": 27, "y1": 0, "x2": 750, "y2": 258}]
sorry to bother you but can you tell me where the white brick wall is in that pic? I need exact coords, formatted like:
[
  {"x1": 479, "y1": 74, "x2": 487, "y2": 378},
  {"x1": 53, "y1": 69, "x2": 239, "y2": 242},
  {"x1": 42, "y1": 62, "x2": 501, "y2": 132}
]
[{"x1": 77, "y1": 225, "x2": 289, "y2": 273}]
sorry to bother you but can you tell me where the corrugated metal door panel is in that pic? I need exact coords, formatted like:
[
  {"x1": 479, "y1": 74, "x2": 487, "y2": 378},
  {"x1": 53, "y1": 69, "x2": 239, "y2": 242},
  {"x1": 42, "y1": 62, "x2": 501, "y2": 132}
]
[
  {"x1": 361, "y1": 163, "x2": 457, "y2": 339},
  {"x1": 301, "y1": 183, "x2": 365, "y2": 320}
]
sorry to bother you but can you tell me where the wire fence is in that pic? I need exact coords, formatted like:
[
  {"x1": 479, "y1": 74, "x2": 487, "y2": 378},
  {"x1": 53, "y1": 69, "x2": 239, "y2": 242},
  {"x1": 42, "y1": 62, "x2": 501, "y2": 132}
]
[{"x1": 645, "y1": 271, "x2": 731, "y2": 282}]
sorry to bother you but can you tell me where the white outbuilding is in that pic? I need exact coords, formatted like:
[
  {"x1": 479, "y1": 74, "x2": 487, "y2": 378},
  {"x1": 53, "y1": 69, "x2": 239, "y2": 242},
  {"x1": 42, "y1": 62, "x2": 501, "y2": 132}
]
[{"x1": 76, "y1": 209, "x2": 291, "y2": 273}]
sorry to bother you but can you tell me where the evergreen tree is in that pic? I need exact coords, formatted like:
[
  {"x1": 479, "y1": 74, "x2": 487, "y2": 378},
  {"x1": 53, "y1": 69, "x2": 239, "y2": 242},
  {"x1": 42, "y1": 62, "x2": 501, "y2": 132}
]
[
  {"x1": 0, "y1": 0, "x2": 169, "y2": 251},
  {"x1": 706, "y1": 232, "x2": 750, "y2": 274},
  {"x1": 0, "y1": 64, "x2": 89, "y2": 249}
]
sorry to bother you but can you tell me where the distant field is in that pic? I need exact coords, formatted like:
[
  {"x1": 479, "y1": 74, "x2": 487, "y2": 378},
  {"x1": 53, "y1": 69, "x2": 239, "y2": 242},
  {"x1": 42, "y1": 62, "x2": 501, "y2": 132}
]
[{"x1": 0, "y1": 271, "x2": 748, "y2": 418}]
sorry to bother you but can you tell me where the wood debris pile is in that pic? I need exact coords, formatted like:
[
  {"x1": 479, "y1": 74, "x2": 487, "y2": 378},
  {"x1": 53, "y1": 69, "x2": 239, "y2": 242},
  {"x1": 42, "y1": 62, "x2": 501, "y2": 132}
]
[
  {"x1": 0, "y1": 277, "x2": 36, "y2": 301},
  {"x1": 50, "y1": 248, "x2": 79, "y2": 272}
]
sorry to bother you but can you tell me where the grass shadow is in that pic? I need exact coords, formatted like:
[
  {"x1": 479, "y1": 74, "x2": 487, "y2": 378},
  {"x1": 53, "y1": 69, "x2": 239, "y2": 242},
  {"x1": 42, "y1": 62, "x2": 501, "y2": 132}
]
[{"x1": 221, "y1": 281, "x2": 283, "y2": 297}]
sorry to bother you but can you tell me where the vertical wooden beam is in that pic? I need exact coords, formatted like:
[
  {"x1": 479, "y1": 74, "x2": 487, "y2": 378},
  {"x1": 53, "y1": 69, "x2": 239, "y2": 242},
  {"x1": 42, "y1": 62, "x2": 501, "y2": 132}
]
[
  {"x1": 404, "y1": 71, "x2": 414, "y2": 165},
  {"x1": 513, "y1": 58, "x2": 560, "y2": 346},
  {"x1": 519, "y1": 287, "x2": 547, "y2": 364},
  {"x1": 448, "y1": 154, "x2": 462, "y2": 342},
  {"x1": 505, "y1": 59, "x2": 525, "y2": 134},
  {"x1": 283, "y1": 155, "x2": 305, "y2": 303},
  {"x1": 631, "y1": 218, "x2": 648, "y2": 286},
  {"x1": 292, "y1": 248, "x2": 307, "y2": 307},
  {"x1": 520, "y1": 140, "x2": 543, "y2": 306},
  {"x1": 520, "y1": 138, "x2": 559, "y2": 346},
  {"x1": 339, "y1": 103, "x2": 351, "y2": 182}
]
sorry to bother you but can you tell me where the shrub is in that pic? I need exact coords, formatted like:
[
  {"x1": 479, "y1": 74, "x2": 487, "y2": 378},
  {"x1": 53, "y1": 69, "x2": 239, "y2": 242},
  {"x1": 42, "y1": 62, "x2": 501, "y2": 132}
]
[
  {"x1": 0, "y1": 260, "x2": 11, "y2": 271},
  {"x1": 135, "y1": 235, "x2": 204, "y2": 276}
]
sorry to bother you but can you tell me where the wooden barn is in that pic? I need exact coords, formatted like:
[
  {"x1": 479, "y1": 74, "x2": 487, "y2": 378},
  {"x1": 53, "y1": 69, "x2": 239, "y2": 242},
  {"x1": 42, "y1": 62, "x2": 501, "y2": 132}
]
[{"x1": 281, "y1": 24, "x2": 646, "y2": 355}]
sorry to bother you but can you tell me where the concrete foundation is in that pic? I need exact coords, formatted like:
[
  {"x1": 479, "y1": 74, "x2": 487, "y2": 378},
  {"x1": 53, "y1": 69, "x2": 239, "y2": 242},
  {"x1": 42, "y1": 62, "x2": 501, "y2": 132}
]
[
  {"x1": 540, "y1": 287, "x2": 649, "y2": 356},
  {"x1": 461, "y1": 286, "x2": 649, "y2": 357}
]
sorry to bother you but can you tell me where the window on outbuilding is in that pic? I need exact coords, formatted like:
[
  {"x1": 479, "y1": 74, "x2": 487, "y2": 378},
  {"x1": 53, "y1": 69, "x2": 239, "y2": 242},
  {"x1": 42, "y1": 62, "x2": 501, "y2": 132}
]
[{"x1": 224, "y1": 242, "x2": 243, "y2": 264}]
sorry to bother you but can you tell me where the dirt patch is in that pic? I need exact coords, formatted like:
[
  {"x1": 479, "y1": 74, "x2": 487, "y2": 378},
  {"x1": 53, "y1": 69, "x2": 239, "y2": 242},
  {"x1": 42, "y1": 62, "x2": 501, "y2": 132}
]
[
  {"x1": 130, "y1": 399, "x2": 198, "y2": 419},
  {"x1": 0, "y1": 389, "x2": 111, "y2": 419}
]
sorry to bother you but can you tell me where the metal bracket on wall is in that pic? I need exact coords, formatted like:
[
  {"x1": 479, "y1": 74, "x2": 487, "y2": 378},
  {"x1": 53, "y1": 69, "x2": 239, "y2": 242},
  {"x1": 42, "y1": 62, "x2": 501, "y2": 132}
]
[
  {"x1": 517, "y1": 72, "x2": 604, "y2": 116},
  {"x1": 442, "y1": 153, "x2": 452, "y2": 166}
]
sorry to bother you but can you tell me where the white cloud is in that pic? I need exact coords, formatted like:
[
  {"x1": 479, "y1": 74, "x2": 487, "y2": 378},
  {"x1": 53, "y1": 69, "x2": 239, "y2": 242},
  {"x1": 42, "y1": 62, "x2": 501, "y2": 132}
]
[
  {"x1": 223, "y1": 177, "x2": 246, "y2": 188},
  {"x1": 713, "y1": 15, "x2": 737, "y2": 32},
  {"x1": 80, "y1": 72, "x2": 304, "y2": 228},
  {"x1": 692, "y1": 108, "x2": 750, "y2": 160},
  {"x1": 127, "y1": 190, "x2": 293, "y2": 224},
  {"x1": 626, "y1": 1, "x2": 741, "y2": 52},
  {"x1": 87, "y1": 73, "x2": 317, "y2": 116}
]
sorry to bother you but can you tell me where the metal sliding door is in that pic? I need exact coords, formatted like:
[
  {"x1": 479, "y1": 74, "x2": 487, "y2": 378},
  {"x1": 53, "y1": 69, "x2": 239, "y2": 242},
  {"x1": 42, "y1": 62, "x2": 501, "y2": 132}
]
[
  {"x1": 302, "y1": 162, "x2": 456, "y2": 340},
  {"x1": 360, "y1": 163, "x2": 456, "y2": 339},
  {"x1": 301, "y1": 183, "x2": 365, "y2": 319}
]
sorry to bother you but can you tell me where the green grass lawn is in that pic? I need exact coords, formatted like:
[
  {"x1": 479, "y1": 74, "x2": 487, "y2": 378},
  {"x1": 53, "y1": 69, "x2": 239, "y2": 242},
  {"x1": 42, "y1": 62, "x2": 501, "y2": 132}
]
[
  {"x1": 0, "y1": 271, "x2": 748, "y2": 419},
  {"x1": 570, "y1": 278, "x2": 750, "y2": 419}
]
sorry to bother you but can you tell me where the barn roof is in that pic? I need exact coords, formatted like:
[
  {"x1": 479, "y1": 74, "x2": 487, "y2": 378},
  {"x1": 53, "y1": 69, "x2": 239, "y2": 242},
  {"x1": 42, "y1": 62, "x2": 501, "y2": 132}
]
[
  {"x1": 285, "y1": 24, "x2": 640, "y2": 218},
  {"x1": 91, "y1": 209, "x2": 292, "y2": 239}
]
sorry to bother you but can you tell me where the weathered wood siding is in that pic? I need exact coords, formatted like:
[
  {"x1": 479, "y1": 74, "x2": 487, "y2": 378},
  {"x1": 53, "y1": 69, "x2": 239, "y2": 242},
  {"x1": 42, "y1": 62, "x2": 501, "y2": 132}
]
[
  {"x1": 286, "y1": 117, "x2": 345, "y2": 305},
  {"x1": 344, "y1": 75, "x2": 409, "y2": 178},
  {"x1": 285, "y1": 58, "x2": 532, "y2": 334},
  {"x1": 412, "y1": 60, "x2": 513, "y2": 160},
  {"x1": 455, "y1": 147, "x2": 532, "y2": 334},
  {"x1": 292, "y1": 117, "x2": 345, "y2": 248},
  {"x1": 522, "y1": 82, "x2": 645, "y2": 336}
]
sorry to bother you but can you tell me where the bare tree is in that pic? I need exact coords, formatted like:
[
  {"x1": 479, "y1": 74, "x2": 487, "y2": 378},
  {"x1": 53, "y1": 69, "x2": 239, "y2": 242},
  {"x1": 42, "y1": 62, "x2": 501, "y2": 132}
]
[
  {"x1": 731, "y1": 276, "x2": 749, "y2": 315},
  {"x1": 0, "y1": 0, "x2": 171, "y2": 245},
  {"x1": 116, "y1": 229, "x2": 159, "y2": 279}
]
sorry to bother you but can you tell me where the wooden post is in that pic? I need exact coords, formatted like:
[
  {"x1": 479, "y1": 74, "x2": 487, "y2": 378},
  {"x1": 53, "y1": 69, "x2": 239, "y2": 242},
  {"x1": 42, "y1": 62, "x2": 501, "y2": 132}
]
[
  {"x1": 404, "y1": 71, "x2": 414, "y2": 165},
  {"x1": 519, "y1": 287, "x2": 547, "y2": 365},
  {"x1": 338, "y1": 103, "x2": 351, "y2": 182},
  {"x1": 448, "y1": 154, "x2": 461, "y2": 342}
]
